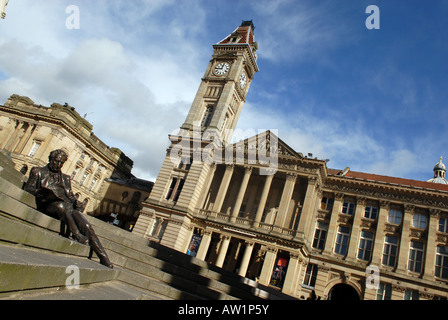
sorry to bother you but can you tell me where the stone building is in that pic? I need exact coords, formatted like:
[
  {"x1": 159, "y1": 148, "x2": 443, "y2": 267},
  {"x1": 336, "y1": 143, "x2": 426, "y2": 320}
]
[
  {"x1": 132, "y1": 21, "x2": 448, "y2": 300},
  {"x1": 0, "y1": 94, "x2": 151, "y2": 226}
]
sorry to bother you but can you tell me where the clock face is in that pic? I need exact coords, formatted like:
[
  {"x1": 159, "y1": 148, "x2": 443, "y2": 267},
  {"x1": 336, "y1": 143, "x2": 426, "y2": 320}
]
[
  {"x1": 239, "y1": 71, "x2": 247, "y2": 89},
  {"x1": 214, "y1": 62, "x2": 230, "y2": 76}
]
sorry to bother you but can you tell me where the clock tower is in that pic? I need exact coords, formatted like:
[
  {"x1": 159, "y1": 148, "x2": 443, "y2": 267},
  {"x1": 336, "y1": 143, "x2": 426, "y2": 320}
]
[{"x1": 133, "y1": 21, "x2": 259, "y2": 251}]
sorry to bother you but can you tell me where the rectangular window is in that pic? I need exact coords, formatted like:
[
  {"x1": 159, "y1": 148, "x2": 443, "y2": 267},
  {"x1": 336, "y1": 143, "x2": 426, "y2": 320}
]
[
  {"x1": 357, "y1": 230, "x2": 374, "y2": 261},
  {"x1": 364, "y1": 205, "x2": 378, "y2": 220},
  {"x1": 303, "y1": 263, "x2": 318, "y2": 288},
  {"x1": 342, "y1": 201, "x2": 355, "y2": 215},
  {"x1": 173, "y1": 179, "x2": 185, "y2": 202},
  {"x1": 312, "y1": 222, "x2": 328, "y2": 250},
  {"x1": 408, "y1": 240, "x2": 424, "y2": 273},
  {"x1": 382, "y1": 235, "x2": 398, "y2": 267},
  {"x1": 334, "y1": 226, "x2": 350, "y2": 256},
  {"x1": 435, "y1": 246, "x2": 448, "y2": 280},
  {"x1": 166, "y1": 178, "x2": 178, "y2": 200},
  {"x1": 28, "y1": 141, "x2": 41, "y2": 157},
  {"x1": 80, "y1": 172, "x2": 89, "y2": 186},
  {"x1": 376, "y1": 283, "x2": 392, "y2": 300},
  {"x1": 413, "y1": 213, "x2": 427, "y2": 229},
  {"x1": 439, "y1": 218, "x2": 448, "y2": 233},
  {"x1": 320, "y1": 196, "x2": 334, "y2": 211},
  {"x1": 404, "y1": 289, "x2": 419, "y2": 300},
  {"x1": 201, "y1": 105, "x2": 214, "y2": 127},
  {"x1": 388, "y1": 208, "x2": 402, "y2": 225}
]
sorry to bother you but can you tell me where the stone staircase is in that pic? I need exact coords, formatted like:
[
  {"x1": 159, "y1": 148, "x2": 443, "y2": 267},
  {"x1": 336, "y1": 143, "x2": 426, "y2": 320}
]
[{"x1": 0, "y1": 152, "x2": 295, "y2": 300}]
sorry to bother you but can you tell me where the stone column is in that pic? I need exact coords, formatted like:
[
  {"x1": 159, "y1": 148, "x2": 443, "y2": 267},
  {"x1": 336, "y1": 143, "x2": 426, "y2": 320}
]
[
  {"x1": 282, "y1": 253, "x2": 300, "y2": 295},
  {"x1": 397, "y1": 205, "x2": 414, "y2": 272},
  {"x1": 275, "y1": 173, "x2": 297, "y2": 228},
  {"x1": 371, "y1": 200, "x2": 390, "y2": 266},
  {"x1": 324, "y1": 193, "x2": 344, "y2": 253},
  {"x1": 258, "y1": 247, "x2": 277, "y2": 286},
  {"x1": 253, "y1": 173, "x2": 274, "y2": 228},
  {"x1": 423, "y1": 209, "x2": 439, "y2": 280},
  {"x1": 230, "y1": 166, "x2": 252, "y2": 222},
  {"x1": 347, "y1": 197, "x2": 366, "y2": 260},
  {"x1": 196, "y1": 230, "x2": 212, "y2": 261},
  {"x1": 197, "y1": 163, "x2": 217, "y2": 210},
  {"x1": 238, "y1": 241, "x2": 255, "y2": 277},
  {"x1": 215, "y1": 235, "x2": 231, "y2": 268},
  {"x1": 297, "y1": 176, "x2": 318, "y2": 235},
  {"x1": 213, "y1": 165, "x2": 234, "y2": 213}
]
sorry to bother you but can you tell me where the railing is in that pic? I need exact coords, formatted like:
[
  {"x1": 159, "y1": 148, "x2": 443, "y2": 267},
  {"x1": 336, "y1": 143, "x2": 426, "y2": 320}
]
[{"x1": 197, "y1": 209, "x2": 297, "y2": 238}]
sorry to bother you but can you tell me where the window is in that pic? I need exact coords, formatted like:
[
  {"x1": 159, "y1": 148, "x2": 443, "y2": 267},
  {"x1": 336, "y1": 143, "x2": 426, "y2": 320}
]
[
  {"x1": 303, "y1": 263, "x2": 318, "y2": 288},
  {"x1": 408, "y1": 240, "x2": 424, "y2": 273},
  {"x1": 334, "y1": 226, "x2": 350, "y2": 256},
  {"x1": 342, "y1": 201, "x2": 355, "y2": 215},
  {"x1": 357, "y1": 230, "x2": 374, "y2": 261},
  {"x1": 376, "y1": 283, "x2": 392, "y2": 300},
  {"x1": 439, "y1": 218, "x2": 448, "y2": 233},
  {"x1": 80, "y1": 172, "x2": 89, "y2": 186},
  {"x1": 321, "y1": 196, "x2": 334, "y2": 211},
  {"x1": 382, "y1": 235, "x2": 398, "y2": 267},
  {"x1": 178, "y1": 157, "x2": 192, "y2": 170},
  {"x1": 404, "y1": 289, "x2": 419, "y2": 300},
  {"x1": 312, "y1": 222, "x2": 328, "y2": 250},
  {"x1": 165, "y1": 178, "x2": 185, "y2": 202},
  {"x1": 28, "y1": 141, "x2": 41, "y2": 157},
  {"x1": 71, "y1": 167, "x2": 80, "y2": 180},
  {"x1": 364, "y1": 205, "x2": 378, "y2": 220},
  {"x1": 413, "y1": 213, "x2": 427, "y2": 229},
  {"x1": 388, "y1": 208, "x2": 402, "y2": 225},
  {"x1": 435, "y1": 246, "x2": 448, "y2": 280},
  {"x1": 89, "y1": 178, "x2": 97, "y2": 191},
  {"x1": 201, "y1": 105, "x2": 214, "y2": 127}
]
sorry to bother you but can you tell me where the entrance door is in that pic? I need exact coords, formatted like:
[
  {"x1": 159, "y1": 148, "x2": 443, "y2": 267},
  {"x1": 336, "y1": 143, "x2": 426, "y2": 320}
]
[{"x1": 328, "y1": 283, "x2": 360, "y2": 300}]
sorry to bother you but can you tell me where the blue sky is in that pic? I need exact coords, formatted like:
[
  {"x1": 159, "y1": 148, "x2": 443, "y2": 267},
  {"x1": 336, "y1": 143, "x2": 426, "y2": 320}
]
[{"x1": 0, "y1": 0, "x2": 447, "y2": 182}]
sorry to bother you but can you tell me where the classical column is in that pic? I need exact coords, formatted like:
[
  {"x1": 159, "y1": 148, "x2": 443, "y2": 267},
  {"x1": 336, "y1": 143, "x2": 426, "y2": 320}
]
[
  {"x1": 370, "y1": 201, "x2": 389, "y2": 265},
  {"x1": 282, "y1": 253, "x2": 300, "y2": 295},
  {"x1": 253, "y1": 173, "x2": 274, "y2": 228},
  {"x1": 230, "y1": 166, "x2": 252, "y2": 222},
  {"x1": 3, "y1": 120, "x2": 22, "y2": 151},
  {"x1": 423, "y1": 209, "x2": 439, "y2": 280},
  {"x1": 215, "y1": 235, "x2": 231, "y2": 268},
  {"x1": 258, "y1": 247, "x2": 277, "y2": 286},
  {"x1": 238, "y1": 241, "x2": 255, "y2": 277},
  {"x1": 297, "y1": 176, "x2": 318, "y2": 235},
  {"x1": 347, "y1": 197, "x2": 366, "y2": 260},
  {"x1": 213, "y1": 165, "x2": 234, "y2": 213},
  {"x1": 197, "y1": 163, "x2": 217, "y2": 210},
  {"x1": 397, "y1": 205, "x2": 414, "y2": 272},
  {"x1": 196, "y1": 230, "x2": 212, "y2": 261},
  {"x1": 323, "y1": 193, "x2": 344, "y2": 253},
  {"x1": 275, "y1": 173, "x2": 297, "y2": 228}
]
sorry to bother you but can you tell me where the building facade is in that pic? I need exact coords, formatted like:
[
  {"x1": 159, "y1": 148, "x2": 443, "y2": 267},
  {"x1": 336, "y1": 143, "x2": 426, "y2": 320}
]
[
  {"x1": 0, "y1": 94, "x2": 150, "y2": 226},
  {"x1": 132, "y1": 21, "x2": 448, "y2": 300}
]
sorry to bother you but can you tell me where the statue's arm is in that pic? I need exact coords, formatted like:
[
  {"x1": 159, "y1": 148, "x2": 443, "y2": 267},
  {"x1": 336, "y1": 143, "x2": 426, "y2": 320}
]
[{"x1": 24, "y1": 167, "x2": 39, "y2": 195}]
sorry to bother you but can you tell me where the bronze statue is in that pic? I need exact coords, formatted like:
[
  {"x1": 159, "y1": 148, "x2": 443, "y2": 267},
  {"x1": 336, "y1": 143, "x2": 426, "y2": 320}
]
[{"x1": 24, "y1": 149, "x2": 113, "y2": 268}]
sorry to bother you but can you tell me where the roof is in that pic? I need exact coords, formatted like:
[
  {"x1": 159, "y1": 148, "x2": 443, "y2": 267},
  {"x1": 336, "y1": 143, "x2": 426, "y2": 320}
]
[
  {"x1": 328, "y1": 168, "x2": 448, "y2": 193},
  {"x1": 217, "y1": 20, "x2": 256, "y2": 46}
]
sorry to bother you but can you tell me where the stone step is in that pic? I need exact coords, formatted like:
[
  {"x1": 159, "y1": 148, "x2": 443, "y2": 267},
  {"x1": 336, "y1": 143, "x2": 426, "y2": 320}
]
[
  {"x1": 3, "y1": 280, "x2": 162, "y2": 300},
  {"x1": 0, "y1": 152, "x2": 24, "y2": 188},
  {"x1": 0, "y1": 244, "x2": 115, "y2": 295}
]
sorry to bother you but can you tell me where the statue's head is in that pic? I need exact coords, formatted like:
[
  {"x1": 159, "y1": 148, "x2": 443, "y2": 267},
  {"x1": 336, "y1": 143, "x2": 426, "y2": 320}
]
[{"x1": 48, "y1": 149, "x2": 68, "y2": 172}]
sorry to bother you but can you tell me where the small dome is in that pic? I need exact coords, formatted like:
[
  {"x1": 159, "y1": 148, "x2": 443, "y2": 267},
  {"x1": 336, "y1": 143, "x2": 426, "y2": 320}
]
[{"x1": 428, "y1": 157, "x2": 448, "y2": 184}]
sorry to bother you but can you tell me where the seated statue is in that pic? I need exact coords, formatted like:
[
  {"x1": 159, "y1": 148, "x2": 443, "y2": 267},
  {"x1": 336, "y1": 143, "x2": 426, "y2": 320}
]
[{"x1": 24, "y1": 149, "x2": 113, "y2": 268}]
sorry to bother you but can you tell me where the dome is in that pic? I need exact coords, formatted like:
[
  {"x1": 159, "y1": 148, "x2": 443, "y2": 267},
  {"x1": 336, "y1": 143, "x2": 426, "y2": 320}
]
[{"x1": 427, "y1": 157, "x2": 448, "y2": 184}]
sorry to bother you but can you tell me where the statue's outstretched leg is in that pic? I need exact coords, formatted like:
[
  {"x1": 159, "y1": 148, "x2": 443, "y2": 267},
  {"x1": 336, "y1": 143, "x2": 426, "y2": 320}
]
[{"x1": 71, "y1": 210, "x2": 113, "y2": 268}]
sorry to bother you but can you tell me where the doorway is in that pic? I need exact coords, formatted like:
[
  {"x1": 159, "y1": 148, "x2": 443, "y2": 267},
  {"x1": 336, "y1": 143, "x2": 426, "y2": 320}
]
[{"x1": 328, "y1": 283, "x2": 360, "y2": 301}]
